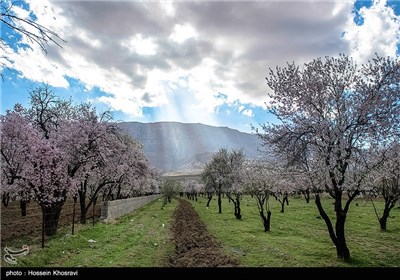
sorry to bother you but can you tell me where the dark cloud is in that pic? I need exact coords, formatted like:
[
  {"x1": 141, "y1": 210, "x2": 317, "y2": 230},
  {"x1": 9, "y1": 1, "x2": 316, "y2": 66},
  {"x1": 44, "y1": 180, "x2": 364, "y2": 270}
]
[
  {"x1": 157, "y1": 38, "x2": 214, "y2": 69},
  {"x1": 34, "y1": 1, "x2": 354, "y2": 108},
  {"x1": 58, "y1": 1, "x2": 173, "y2": 40},
  {"x1": 141, "y1": 92, "x2": 152, "y2": 103},
  {"x1": 168, "y1": 1, "x2": 351, "y2": 103},
  {"x1": 175, "y1": 1, "x2": 350, "y2": 61}
]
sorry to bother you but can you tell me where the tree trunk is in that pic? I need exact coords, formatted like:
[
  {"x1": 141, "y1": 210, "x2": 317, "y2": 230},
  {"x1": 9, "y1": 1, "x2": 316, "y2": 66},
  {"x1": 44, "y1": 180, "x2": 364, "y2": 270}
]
[
  {"x1": 315, "y1": 193, "x2": 351, "y2": 261},
  {"x1": 20, "y1": 199, "x2": 28, "y2": 217},
  {"x1": 379, "y1": 214, "x2": 388, "y2": 231},
  {"x1": 303, "y1": 189, "x2": 310, "y2": 203},
  {"x1": 217, "y1": 192, "x2": 222, "y2": 214},
  {"x1": 92, "y1": 197, "x2": 97, "y2": 226},
  {"x1": 42, "y1": 201, "x2": 64, "y2": 236},
  {"x1": 379, "y1": 201, "x2": 394, "y2": 231},
  {"x1": 260, "y1": 210, "x2": 271, "y2": 232},
  {"x1": 2, "y1": 193, "x2": 10, "y2": 207},
  {"x1": 278, "y1": 194, "x2": 289, "y2": 213},
  {"x1": 280, "y1": 200, "x2": 285, "y2": 213},
  {"x1": 79, "y1": 192, "x2": 87, "y2": 224},
  {"x1": 380, "y1": 196, "x2": 398, "y2": 230},
  {"x1": 116, "y1": 184, "x2": 122, "y2": 200},
  {"x1": 78, "y1": 182, "x2": 87, "y2": 224},
  {"x1": 72, "y1": 195, "x2": 77, "y2": 235},
  {"x1": 42, "y1": 207, "x2": 45, "y2": 248},
  {"x1": 335, "y1": 210, "x2": 350, "y2": 260},
  {"x1": 284, "y1": 194, "x2": 289, "y2": 205},
  {"x1": 206, "y1": 193, "x2": 213, "y2": 207},
  {"x1": 234, "y1": 195, "x2": 242, "y2": 219}
]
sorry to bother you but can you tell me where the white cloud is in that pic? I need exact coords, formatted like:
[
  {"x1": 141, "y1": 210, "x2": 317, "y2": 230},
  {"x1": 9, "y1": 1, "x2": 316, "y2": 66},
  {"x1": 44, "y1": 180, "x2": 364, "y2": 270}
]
[
  {"x1": 242, "y1": 109, "x2": 254, "y2": 117},
  {"x1": 76, "y1": 30, "x2": 102, "y2": 49},
  {"x1": 169, "y1": 24, "x2": 198, "y2": 43},
  {"x1": 343, "y1": 0, "x2": 400, "y2": 63},
  {"x1": 11, "y1": 5, "x2": 30, "y2": 19},
  {"x1": 121, "y1": 34, "x2": 157, "y2": 56},
  {"x1": 160, "y1": 1, "x2": 175, "y2": 17},
  {"x1": 98, "y1": 95, "x2": 141, "y2": 116},
  {"x1": 25, "y1": 0, "x2": 70, "y2": 39},
  {"x1": 8, "y1": 46, "x2": 69, "y2": 88},
  {"x1": 4, "y1": 0, "x2": 399, "y2": 130}
]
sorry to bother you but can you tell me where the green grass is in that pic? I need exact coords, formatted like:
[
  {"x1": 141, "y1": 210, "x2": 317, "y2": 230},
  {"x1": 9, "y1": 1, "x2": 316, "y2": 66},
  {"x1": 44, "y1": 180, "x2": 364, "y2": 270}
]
[
  {"x1": 190, "y1": 195, "x2": 400, "y2": 267},
  {"x1": 3, "y1": 195, "x2": 399, "y2": 267},
  {"x1": 1, "y1": 198, "x2": 177, "y2": 267}
]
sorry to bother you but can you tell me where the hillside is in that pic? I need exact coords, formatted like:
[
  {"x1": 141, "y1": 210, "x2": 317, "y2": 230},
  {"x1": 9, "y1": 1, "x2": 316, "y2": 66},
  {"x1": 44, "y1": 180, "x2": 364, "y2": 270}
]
[{"x1": 117, "y1": 121, "x2": 263, "y2": 174}]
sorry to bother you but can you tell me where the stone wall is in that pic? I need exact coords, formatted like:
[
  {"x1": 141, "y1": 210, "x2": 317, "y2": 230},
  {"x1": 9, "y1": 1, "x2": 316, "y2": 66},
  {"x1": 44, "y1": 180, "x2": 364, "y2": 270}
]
[{"x1": 100, "y1": 194, "x2": 162, "y2": 222}]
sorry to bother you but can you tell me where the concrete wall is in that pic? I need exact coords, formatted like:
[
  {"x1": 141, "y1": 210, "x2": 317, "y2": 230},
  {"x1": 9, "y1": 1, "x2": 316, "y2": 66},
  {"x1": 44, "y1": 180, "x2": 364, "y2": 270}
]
[{"x1": 100, "y1": 194, "x2": 162, "y2": 222}]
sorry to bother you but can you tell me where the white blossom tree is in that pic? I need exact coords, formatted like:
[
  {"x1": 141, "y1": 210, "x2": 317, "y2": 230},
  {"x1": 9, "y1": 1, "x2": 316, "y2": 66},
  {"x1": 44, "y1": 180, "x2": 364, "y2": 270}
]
[
  {"x1": 243, "y1": 159, "x2": 278, "y2": 232},
  {"x1": 224, "y1": 149, "x2": 245, "y2": 220},
  {"x1": 202, "y1": 148, "x2": 245, "y2": 218},
  {"x1": 202, "y1": 148, "x2": 230, "y2": 214},
  {"x1": 367, "y1": 140, "x2": 400, "y2": 230},
  {"x1": 256, "y1": 54, "x2": 400, "y2": 260}
]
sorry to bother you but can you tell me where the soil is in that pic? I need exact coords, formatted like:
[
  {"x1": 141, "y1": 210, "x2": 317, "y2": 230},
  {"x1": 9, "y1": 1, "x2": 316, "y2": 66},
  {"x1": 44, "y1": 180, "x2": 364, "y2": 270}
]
[
  {"x1": 168, "y1": 199, "x2": 238, "y2": 267},
  {"x1": 3, "y1": 197, "x2": 239, "y2": 267},
  {"x1": 1, "y1": 199, "x2": 102, "y2": 244}
]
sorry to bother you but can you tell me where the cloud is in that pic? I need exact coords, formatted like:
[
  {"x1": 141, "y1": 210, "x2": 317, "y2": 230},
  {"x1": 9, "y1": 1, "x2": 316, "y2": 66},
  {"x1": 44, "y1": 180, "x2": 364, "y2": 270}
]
[
  {"x1": 4, "y1": 0, "x2": 399, "y2": 127},
  {"x1": 122, "y1": 34, "x2": 158, "y2": 56},
  {"x1": 242, "y1": 109, "x2": 254, "y2": 118},
  {"x1": 343, "y1": 0, "x2": 400, "y2": 63},
  {"x1": 169, "y1": 23, "x2": 198, "y2": 44}
]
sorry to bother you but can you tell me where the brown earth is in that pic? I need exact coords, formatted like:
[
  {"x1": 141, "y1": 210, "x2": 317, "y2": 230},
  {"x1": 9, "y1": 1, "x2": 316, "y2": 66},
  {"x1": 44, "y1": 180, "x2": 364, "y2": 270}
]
[
  {"x1": 3, "y1": 197, "x2": 239, "y2": 267},
  {"x1": 168, "y1": 199, "x2": 238, "y2": 267},
  {"x1": 1, "y1": 199, "x2": 102, "y2": 244}
]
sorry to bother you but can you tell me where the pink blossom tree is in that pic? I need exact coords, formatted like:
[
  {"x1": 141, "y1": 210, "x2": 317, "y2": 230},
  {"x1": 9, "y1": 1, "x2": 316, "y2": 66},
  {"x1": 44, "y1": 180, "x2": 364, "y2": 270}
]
[
  {"x1": 24, "y1": 136, "x2": 74, "y2": 235},
  {"x1": 1, "y1": 107, "x2": 35, "y2": 214},
  {"x1": 1, "y1": 105, "x2": 76, "y2": 235},
  {"x1": 256, "y1": 54, "x2": 400, "y2": 260},
  {"x1": 2, "y1": 86, "x2": 156, "y2": 235},
  {"x1": 70, "y1": 114, "x2": 152, "y2": 223}
]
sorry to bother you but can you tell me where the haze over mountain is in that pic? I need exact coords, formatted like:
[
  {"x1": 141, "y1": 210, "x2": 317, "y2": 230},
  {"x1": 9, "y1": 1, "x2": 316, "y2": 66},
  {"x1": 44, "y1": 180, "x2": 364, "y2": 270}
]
[{"x1": 117, "y1": 122, "x2": 263, "y2": 175}]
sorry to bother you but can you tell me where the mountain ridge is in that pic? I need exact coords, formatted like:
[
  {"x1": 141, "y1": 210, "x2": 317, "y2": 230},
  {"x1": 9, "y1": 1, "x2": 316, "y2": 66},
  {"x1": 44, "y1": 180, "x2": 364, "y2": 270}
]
[
  {"x1": 117, "y1": 121, "x2": 263, "y2": 174},
  {"x1": 121, "y1": 121, "x2": 254, "y2": 135}
]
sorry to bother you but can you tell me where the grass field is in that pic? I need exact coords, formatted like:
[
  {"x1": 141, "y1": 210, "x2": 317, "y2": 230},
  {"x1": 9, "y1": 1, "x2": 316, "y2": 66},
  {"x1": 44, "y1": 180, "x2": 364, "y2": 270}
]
[
  {"x1": 2, "y1": 194, "x2": 399, "y2": 267},
  {"x1": 1, "y1": 198, "x2": 177, "y2": 267},
  {"x1": 190, "y1": 195, "x2": 400, "y2": 267}
]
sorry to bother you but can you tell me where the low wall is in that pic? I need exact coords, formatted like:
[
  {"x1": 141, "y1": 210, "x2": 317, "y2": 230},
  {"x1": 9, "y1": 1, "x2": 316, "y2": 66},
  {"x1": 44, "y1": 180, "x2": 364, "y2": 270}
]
[{"x1": 100, "y1": 194, "x2": 162, "y2": 222}]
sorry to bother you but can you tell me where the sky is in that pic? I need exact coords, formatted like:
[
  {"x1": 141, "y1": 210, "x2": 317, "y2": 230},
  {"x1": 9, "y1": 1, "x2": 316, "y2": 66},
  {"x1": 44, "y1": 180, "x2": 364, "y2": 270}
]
[{"x1": 1, "y1": 0, "x2": 400, "y2": 133}]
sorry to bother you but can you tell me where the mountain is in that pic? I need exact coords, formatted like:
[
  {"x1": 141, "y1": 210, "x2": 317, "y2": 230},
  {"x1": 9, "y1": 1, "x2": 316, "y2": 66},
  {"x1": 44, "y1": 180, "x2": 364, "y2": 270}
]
[{"x1": 117, "y1": 121, "x2": 263, "y2": 174}]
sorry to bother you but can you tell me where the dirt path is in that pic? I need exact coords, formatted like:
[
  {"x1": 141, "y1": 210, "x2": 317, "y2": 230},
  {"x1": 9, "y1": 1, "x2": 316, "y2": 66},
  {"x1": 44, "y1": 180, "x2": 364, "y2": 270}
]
[{"x1": 168, "y1": 199, "x2": 238, "y2": 267}]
